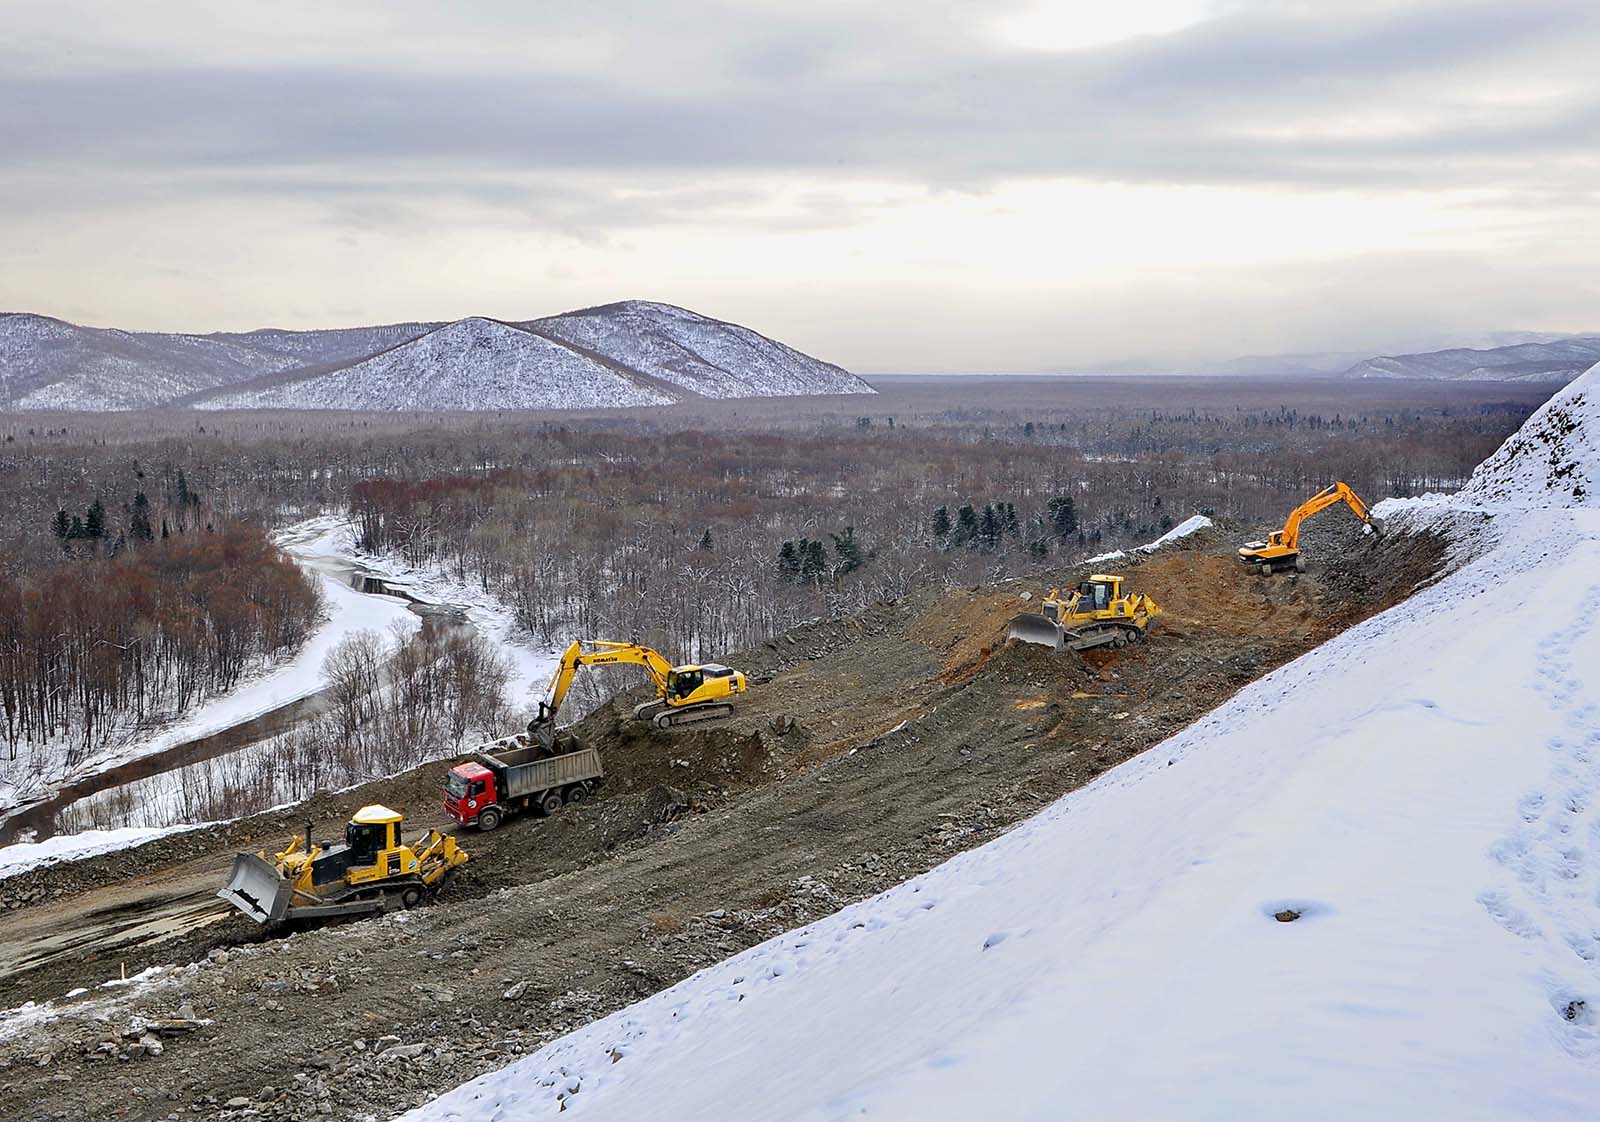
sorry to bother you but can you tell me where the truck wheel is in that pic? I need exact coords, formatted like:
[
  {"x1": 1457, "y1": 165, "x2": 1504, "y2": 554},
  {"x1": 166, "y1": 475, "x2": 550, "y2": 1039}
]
[
  {"x1": 477, "y1": 808, "x2": 501, "y2": 832},
  {"x1": 401, "y1": 886, "x2": 423, "y2": 910},
  {"x1": 564, "y1": 784, "x2": 587, "y2": 806},
  {"x1": 539, "y1": 790, "x2": 564, "y2": 816}
]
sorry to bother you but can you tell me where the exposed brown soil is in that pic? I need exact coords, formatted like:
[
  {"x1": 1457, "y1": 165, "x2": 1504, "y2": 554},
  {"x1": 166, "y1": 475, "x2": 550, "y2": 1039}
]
[{"x1": 0, "y1": 516, "x2": 1438, "y2": 1122}]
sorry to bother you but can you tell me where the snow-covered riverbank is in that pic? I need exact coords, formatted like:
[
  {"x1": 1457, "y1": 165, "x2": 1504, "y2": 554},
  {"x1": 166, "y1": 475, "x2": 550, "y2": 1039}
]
[
  {"x1": 286, "y1": 514, "x2": 563, "y2": 712},
  {"x1": 2, "y1": 512, "x2": 565, "y2": 846},
  {"x1": 0, "y1": 521, "x2": 417, "y2": 822}
]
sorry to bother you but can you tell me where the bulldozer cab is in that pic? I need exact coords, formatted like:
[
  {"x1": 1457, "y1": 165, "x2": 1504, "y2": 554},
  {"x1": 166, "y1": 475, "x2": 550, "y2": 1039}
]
[
  {"x1": 343, "y1": 806, "x2": 405, "y2": 883},
  {"x1": 1077, "y1": 576, "x2": 1123, "y2": 614},
  {"x1": 346, "y1": 818, "x2": 390, "y2": 863}
]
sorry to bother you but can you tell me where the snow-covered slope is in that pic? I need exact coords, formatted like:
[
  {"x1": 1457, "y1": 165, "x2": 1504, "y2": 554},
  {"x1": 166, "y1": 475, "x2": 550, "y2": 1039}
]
[
  {"x1": 197, "y1": 318, "x2": 676, "y2": 412},
  {"x1": 1458, "y1": 359, "x2": 1600, "y2": 508},
  {"x1": 405, "y1": 370, "x2": 1600, "y2": 1121},
  {"x1": 526, "y1": 300, "x2": 873, "y2": 400},
  {"x1": 2, "y1": 302, "x2": 869, "y2": 411},
  {"x1": 1346, "y1": 337, "x2": 1600, "y2": 383},
  {"x1": 0, "y1": 312, "x2": 434, "y2": 410}
]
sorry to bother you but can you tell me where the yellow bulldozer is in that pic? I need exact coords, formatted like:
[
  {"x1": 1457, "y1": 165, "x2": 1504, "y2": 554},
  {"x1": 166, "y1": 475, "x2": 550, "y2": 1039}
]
[
  {"x1": 1008, "y1": 574, "x2": 1162, "y2": 652},
  {"x1": 216, "y1": 805, "x2": 467, "y2": 926},
  {"x1": 528, "y1": 639, "x2": 748, "y2": 746},
  {"x1": 1238, "y1": 481, "x2": 1382, "y2": 574}
]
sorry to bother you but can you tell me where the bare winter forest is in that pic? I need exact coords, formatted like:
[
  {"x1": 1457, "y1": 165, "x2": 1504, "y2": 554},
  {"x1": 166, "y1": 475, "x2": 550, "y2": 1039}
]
[{"x1": 0, "y1": 375, "x2": 1554, "y2": 767}]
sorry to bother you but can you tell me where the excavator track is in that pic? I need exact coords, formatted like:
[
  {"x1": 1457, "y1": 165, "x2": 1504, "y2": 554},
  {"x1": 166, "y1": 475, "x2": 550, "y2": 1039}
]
[
  {"x1": 632, "y1": 699, "x2": 737, "y2": 729},
  {"x1": 1248, "y1": 554, "x2": 1308, "y2": 576}
]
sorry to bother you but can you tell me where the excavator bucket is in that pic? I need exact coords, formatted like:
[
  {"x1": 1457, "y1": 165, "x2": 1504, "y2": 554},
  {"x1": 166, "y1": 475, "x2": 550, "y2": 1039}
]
[
  {"x1": 216, "y1": 852, "x2": 292, "y2": 925},
  {"x1": 1007, "y1": 612, "x2": 1067, "y2": 651}
]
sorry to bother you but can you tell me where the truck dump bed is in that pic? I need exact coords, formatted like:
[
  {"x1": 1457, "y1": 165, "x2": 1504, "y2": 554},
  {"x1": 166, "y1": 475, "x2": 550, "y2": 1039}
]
[{"x1": 473, "y1": 745, "x2": 604, "y2": 801}]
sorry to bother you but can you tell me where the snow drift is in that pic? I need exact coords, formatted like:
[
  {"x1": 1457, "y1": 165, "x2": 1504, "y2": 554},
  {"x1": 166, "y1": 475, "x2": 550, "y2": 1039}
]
[{"x1": 404, "y1": 371, "x2": 1600, "y2": 1120}]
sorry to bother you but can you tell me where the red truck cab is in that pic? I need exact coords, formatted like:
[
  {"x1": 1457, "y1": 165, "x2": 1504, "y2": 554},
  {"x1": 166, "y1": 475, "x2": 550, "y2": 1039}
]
[{"x1": 443, "y1": 761, "x2": 497, "y2": 827}]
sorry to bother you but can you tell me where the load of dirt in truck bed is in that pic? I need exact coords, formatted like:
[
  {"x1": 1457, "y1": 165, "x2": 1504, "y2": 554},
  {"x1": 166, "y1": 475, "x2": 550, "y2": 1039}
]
[{"x1": 0, "y1": 522, "x2": 1443, "y2": 1122}]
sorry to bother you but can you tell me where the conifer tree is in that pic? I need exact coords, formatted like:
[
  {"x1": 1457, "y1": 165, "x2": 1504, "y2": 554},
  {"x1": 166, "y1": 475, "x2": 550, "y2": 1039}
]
[
  {"x1": 953, "y1": 504, "x2": 978, "y2": 546},
  {"x1": 978, "y1": 504, "x2": 1001, "y2": 550},
  {"x1": 830, "y1": 526, "x2": 866, "y2": 573},
  {"x1": 1048, "y1": 495, "x2": 1078, "y2": 539},
  {"x1": 130, "y1": 492, "x2": 155, "y2": 543},
  {"x1": 85, "y1": 499, "x2": 106, "y2": 541}
]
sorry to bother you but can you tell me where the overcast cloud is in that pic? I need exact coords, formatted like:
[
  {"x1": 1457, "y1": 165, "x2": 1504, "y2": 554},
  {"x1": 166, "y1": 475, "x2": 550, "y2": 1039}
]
[{"x1": 3, "y1": 0, "x2": 1598, "y2": 370}]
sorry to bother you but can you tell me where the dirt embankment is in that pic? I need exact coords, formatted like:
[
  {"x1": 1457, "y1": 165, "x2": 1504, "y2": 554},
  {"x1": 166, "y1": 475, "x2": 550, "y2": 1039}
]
[{"x1": 0, "y1": 516, "x2": 1438, "y2": 1122}]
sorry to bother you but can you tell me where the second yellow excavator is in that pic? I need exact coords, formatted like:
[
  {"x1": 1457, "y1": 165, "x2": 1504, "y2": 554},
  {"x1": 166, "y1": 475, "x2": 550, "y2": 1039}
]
[
  {"x1": 529, "y1": 640, "x2": 748, "y2": 743},
  {"x1": 1239, "y1": 481, "x2": 1382, "y2": 574}
]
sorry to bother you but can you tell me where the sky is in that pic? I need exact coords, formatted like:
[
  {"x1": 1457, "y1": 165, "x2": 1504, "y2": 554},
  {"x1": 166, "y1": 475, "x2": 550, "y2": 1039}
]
[{"x1": 2, "y1": 0, "x2": 1599, "y2": 372}]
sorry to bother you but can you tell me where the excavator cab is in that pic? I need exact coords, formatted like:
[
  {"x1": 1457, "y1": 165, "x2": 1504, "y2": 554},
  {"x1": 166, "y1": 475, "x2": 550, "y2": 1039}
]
[{"x1": 667, "y1": 666, "x2": 704, "y2": 701}]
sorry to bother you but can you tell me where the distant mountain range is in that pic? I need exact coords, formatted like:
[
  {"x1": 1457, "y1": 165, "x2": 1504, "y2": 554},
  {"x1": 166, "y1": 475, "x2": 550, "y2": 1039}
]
[
  {"x1": 1342, "y1": 336, "x2": 1600, "y2": 383},
  {"x1": 1203, "y1": 333, "x2": 1600, "y2": 381},
  {"x1": 0, "y1": 301, "x2": 873, "y2": 412}
]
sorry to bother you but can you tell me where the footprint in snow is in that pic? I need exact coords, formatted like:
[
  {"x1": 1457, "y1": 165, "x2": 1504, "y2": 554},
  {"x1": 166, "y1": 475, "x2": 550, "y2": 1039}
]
[
  {"x1": 1478, "y1": 889, "x2": 1542, "y2": 939},
  {"x1": 1520, "y1": 792, "x2": 1548, "y2": 823}
]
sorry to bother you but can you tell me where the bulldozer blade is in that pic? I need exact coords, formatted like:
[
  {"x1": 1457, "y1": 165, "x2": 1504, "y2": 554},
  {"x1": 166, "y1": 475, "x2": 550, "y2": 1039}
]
[
  {"x1": 1007, "y1": 613, "x2": 1066, "y2": 651},
  {"x1": 216, "y1": 852, "x2": 292, "y2": 925}
]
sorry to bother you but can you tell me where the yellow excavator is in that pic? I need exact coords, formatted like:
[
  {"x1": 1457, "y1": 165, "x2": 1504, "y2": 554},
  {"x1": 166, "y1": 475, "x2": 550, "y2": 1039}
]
[
  {"x1": 1008, "y1": 574, "x2": 1162, "y2": 652},
  {"x1": 1239, "y1": 482, "x2": 1382, "y2": 574},
  {"x1": 216, "y1": 805, "x2": 467, "y2": 926},
  {"x1": 529, "y1": 640, "x2": 748, "y2": 743}
]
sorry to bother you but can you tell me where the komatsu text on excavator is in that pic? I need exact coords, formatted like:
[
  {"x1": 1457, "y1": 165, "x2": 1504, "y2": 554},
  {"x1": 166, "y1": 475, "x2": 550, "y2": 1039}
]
[
  {"x1": 529, "y1": 639, "x2": 747, "y2": 744},
  {"x1": 1239, "y1": 481, "x2": 1382, "y2": 574}
]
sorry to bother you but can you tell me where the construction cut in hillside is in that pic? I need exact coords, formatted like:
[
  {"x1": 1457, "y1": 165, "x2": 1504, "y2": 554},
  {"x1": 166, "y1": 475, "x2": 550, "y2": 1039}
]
[
  {"x1": 0, "y1": 510, "x2": 1438, "y2": 1122},
  {"x1": 394, "y1": 363, "x2": 1600, "y2": 1122}
]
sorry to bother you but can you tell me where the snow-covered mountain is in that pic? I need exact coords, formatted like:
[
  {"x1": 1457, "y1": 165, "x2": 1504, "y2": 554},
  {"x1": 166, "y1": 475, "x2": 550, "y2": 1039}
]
[
  {"x1": 525, "y1": 301, "x2": 868, "y2": 399},
  {"x1": 0, "y1": 301, "x2": 871, "y2": 412},
  {"x1": 0, "y1": 312, "x2": 435, "y2": 410},
  {"x1": 1345, "y1": 336, "x2": 1600, "y2": 383},
  {"x1": 406, "y1": 365, "x2": 1600, "y2": 1120},
  {"x1": 196, "y1": 318, "x2": 677, "y2": 412}
]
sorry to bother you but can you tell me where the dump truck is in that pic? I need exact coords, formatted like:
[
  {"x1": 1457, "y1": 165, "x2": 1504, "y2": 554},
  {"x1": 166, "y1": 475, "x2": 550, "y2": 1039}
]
[
  {"x1": 216, "y1": 805, "x2": 467, "y2": 926},
  {"x1": 444, "y1": 736, "x2": 605, "y2": 831},
  {"x1": 1008, "y1": 574, "x2": 1162, "y2": 652}
]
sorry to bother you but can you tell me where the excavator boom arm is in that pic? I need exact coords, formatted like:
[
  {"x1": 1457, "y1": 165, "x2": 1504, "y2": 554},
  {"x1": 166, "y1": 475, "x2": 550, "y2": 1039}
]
[{"x1": 539, "y1": 640, "x2": 676, "y2": 724}]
